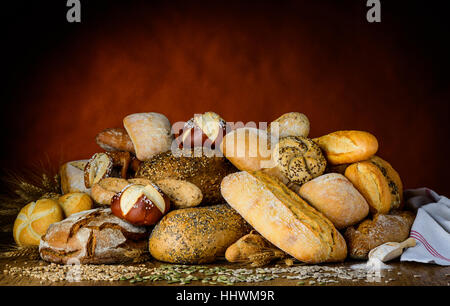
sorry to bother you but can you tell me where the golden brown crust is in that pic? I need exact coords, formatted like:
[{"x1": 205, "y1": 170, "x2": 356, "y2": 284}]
[
  {"x1": 95, "y1": 128, "x2": 135, "y2": 153},
  {"x1": 298, "y1": 173, "x2": 369, "y2": 229},
  {"x1": 344, "y1": 211, "x2": 415, "y2": 259},
  {"x1": 155, "y1": 178, "x2": 203, "y2": 209},
  {"x1": 136, "y1": 148, "x2": 237, "y2": 204},
  {"x1": 272, "y1": 136, "x2": 327, "y2": 185},
  {"x1": 57, "y1": 192, "x2": 93, "y2": 217},
  {"x1": 220, "y1": 127, "x2": 275, "y2": 172},
  {"x1": 368, "y1": 156, "x2": 403, "y2": 210},
  {"x1": 344, "y1": 156, "x2": 403, "y2": 214},
  {"x1": 91, "y1": 177, "x2": 153, "y2": 206},
  {"x1": 148, "y1": 204, "x2": 251, "y2": 264},
  {"x1": 220, "y1": 171, "x2": 347, "y2": 263},
  {"x1": 313, "y1": 130, "x2": 378, "y2": 165},
  {"x1": 13, "y1": 199, "x2": 64, "y2": 247}
]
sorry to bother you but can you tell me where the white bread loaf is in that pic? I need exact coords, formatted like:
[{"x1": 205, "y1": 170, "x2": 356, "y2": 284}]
[
  {"x1": 297, "y1": 173, "x2": 369, "y2": 229},
  {"x1": 221, "y1": 171, "x2": 347, "y2": 263}
]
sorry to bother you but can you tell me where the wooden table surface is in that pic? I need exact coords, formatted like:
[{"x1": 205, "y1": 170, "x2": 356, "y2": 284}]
[{"x1": 1, "y1": 256, "x2": 449, "y2": 286}]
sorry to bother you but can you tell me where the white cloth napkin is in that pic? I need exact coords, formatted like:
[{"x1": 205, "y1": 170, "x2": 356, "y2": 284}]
[{"x1": 400, "y1": 188, "x2": 450, "y2": 266}]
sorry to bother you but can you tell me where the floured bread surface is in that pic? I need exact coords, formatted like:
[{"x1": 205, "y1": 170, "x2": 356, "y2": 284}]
[
  {"x1": 123, "y1": 112, "x2": 173, "y2": 161},
  {"x1": 39, "y1": 208, "x2": 148, "y2": 264},
  {"x1": 60, "y1": 160, "x2": 91, "y2": 195},
  {"x1": 298, "y1": 173, "x2": 369, "y2": 229},
  {"x1": 220, "y1": 171, "x2": 347, "y2": 263}
]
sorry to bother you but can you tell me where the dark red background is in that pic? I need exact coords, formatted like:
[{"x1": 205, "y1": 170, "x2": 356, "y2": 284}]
[{"x1": 2, "y1": 1, "x2": 449, "y2": 194}]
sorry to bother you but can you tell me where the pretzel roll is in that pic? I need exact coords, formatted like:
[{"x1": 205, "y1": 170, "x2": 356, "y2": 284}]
[
  {"x1": 272, "y1": 136, "x2": 327, "y2": 185},
  {"x1": 345, "y1": 156, "x2": 403, "y2": 214},
  {"x1": 268, "y1": 112, "x2": 310, "y2": 138},
  {"x1": 313, "y1": 130, "x2": 378, "y2": 165},
  {"x1": 123, "y1": 112, "x2": 173, "y2": 161},
  {"x1": 13, "y1": 199, "x2": 64, "y2": 246}
]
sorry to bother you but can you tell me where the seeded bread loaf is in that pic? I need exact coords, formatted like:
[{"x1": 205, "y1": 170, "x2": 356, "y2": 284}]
[
  {"x1": 221, "y1": 171, "x2": 347, "y2": 263},
  {"x1": 39, "y1": 208, "x2": 148, "y2": 264},
  {"x1": 148, "y1": 204, "x2": 251, "y2": 264},
  {"x1": 345, "y1": 211, "x2": 415, "y2": 259},
  {"x1": 136, "y1": 148, "x2": 237, "y2": 204}
]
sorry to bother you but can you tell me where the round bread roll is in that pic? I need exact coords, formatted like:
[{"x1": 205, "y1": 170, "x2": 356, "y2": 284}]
[
  {"x1": 268, "y1": 112, "x2": 310, "y2": 138},
  {"x1": 123, "y1": 112, "x2": 173, "y2": 161},
  {"x1": 298, "y1": 173, "x2": 369, "y2": 229},
  {"x1": 13, "y1": 199, "x2": 64, "y2": 246},
  {"x1": 272, "y1": 136, "x2": 327, "y2": 185},
  {"x1": 344, "y1": 156, "x2": 403, "y2": 214},
  {"x1": 313, "y1": 130, "x2": 378, "y2": 165},
  {"x1": 58, "y1": 192, "x2": 93, "y2": 217},
  {"x1": 220, "y1": 127, "x2": 276, "y2": 171}
]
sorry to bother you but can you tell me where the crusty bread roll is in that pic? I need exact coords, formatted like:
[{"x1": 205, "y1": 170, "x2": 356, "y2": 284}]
[
  {"x1": 221, "y1": 171, "x2": 347, "y2": 263},
  {"x1": 345, "y1": 156, "x2": 403, "y2": 214},
  {"x1": 268, "y1": 112, "x2": 310, "y2": 138},
  {"x1": 220, "y1": 127, "x2": 275, "y2": 171},
  {"x1": 297, "y1": 173, "x2": 369, "y2": 229},
  {"x1": 57, "y1": 192, "x2": 93, "y2": 217},
  {"x1": 345, "y1": 211, "x2": 415, "y2": 259},
  {"x1": 39, "y1": 208, "x2": 148, "y2": 264},
  {"x1": 91, "y1": 177, "x2": 152, "y2": 205},
  {"x1": 123, "y1": 112, "x2": 173, "y2": 161},
  {"x1": 272, "y1": 136, "x2": 327, "y2": 185},
  {"x1": 149, "y1": 204, "x2": 251, "y2": 264},
  {"x1": 156, "y1": 178, "x2": 203, "y2": 209},
  {"x1": 60, "y1": 160, "x2": 91, "y2": 195},
  {"x1": 95, "y1": 128, "x2": 135, "y2": 153},
  {"x1": 136, "y1": 148, "x2": 237, "y2": 204},
  {"x1": 13, "y1": 199, "x2": 64, "y2": 246},
  {"x1": 313, "y1": 130, "x2": 378, "y2": 165}
]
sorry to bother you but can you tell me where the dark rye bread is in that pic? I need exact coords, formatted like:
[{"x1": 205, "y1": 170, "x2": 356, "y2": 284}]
[
  {"x1": 39, "y1": 208, "x2": 148, "y2": 264},
  {"x1": 135, "y1": 148, "x2": 237, "y2": 204},
  {"x1": 148, "y1": 204, "x2": 251, "y2": 264},
  {"x1": 221, "y1": 171, "x2": 347, "y2": 263}
]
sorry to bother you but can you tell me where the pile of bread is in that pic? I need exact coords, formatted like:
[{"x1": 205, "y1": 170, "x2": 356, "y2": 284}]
[{"x1": 13, "y1": 111, "x2": 415, "y2": 265}]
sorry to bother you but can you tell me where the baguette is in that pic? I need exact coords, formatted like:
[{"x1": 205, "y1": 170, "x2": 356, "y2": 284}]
[{"x1": 221, "y1": 171, "x2": 347, "y2": 263}]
